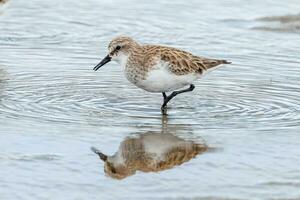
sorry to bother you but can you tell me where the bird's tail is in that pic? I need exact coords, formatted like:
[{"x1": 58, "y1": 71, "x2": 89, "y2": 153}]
[{"x1": 199, "y1": 58, "x2": 231, "y2": 76}]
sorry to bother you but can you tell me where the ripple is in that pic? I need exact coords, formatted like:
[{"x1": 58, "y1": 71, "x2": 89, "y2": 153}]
[
  {"x1": 0, "y1": 67, "x2": 299, "y2": 130},
  {"x1": 253, "y1": 13, "x2": 300, "y2": 33},
  {"x1": 261, "y1": 181, "x2": 300, "y2": 188},
  {"x1": 258, "y1": 13, "x2": 300, "y2": 24},
  {"x1": 0, "y1": 153, "x2": 62, "y2": 161},
  {"x1": 147, "y1": 81, "x2": 300, "y2": 130},
  {"x1": 0, "y1": 69, "x2": 159, "y2": 125}
]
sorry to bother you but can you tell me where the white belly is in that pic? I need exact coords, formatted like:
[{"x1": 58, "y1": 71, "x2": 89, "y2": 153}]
[{"x1": 128, "y1": 61, "x2": 200, "y2": 93}]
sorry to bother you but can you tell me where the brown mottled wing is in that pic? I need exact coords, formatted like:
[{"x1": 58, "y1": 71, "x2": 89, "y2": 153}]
[
  {"x1": 152, "y1": 143, "x2": 207, "y2": 171},
  {"x1": 145, "y1": 45, "x2": 231, "y2": 76}
]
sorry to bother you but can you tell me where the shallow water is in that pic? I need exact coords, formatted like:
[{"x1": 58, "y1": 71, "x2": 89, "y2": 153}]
[{"x1": 1, "y1": 0, "x2": 300, "y2": 199}]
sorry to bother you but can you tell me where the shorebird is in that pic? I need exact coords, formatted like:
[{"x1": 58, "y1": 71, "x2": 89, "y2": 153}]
[{"x1": 93, "y1": 36, "x2": 231, "y2": 115}]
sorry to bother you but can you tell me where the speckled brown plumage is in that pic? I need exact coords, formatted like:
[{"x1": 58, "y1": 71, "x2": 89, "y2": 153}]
[
  {"x1": 141, "y1": 45, "x2": 231, "y2": 76},
  {"x1": 107, "y1": 36, "x2": 231, "y2": 80},
  {"x1": 96, "y1": 132, "x2": 208, "y2": 180}
]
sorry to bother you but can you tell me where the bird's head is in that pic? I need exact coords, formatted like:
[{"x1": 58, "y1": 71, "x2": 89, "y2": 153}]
[
  {"x1": 93, "y1": 36, "x2": 139, "y2": 71},
  {"x1": 91, "y1": 147, "x2": 134, "y2": 180}
]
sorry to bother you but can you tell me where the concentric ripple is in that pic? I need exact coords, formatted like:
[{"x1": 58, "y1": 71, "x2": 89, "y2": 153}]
[
  {"x1": 1, "y1": 65, "x2": 299, "y2": 131},
  {"x1": 0, "y1": 68, "x2": 165, "y2": 125}
]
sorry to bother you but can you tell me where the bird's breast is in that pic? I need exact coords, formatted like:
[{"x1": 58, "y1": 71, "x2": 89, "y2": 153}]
[
  {"x1": 124, "y1": 64, "x2": 146, "y2": 85},
  {"x1": 124, "y1": 61, "x2": 199, "y2": 93}
]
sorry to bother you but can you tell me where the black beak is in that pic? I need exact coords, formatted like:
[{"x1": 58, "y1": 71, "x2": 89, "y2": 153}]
[
  {"x1": 91, "y1": 147, "x2": 108, "y2": 161},
  {"x1": 93, "y1": 54, "x2": 111, "y2": 71}
]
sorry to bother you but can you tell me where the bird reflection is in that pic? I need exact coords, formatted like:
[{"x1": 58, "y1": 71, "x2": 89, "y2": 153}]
[{"x1": 92, "y1": 117, "x2": 208, "y2": 180}]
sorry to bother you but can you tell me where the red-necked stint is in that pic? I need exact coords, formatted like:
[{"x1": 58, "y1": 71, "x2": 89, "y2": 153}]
[{"x1": 93, "y1": 36, "x2": 231, "y2": 115}]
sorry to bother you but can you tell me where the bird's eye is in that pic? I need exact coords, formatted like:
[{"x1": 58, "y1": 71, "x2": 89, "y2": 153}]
[{"x1": 116, "y1": 45, "x2": 121, "y2": 50}]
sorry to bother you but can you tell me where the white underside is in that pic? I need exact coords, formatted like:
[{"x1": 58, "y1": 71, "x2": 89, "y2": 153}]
[
  {"x1": 109, "y1": 133, "x2": 194, "y2": 165},
  {"x1": 126, "y1": 60, "x2": 201, "y2": 93}
]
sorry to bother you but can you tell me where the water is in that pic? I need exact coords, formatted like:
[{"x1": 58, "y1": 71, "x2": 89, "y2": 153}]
[{"x1": 1, "y1": 0, "x2": 300, "y2": 199}]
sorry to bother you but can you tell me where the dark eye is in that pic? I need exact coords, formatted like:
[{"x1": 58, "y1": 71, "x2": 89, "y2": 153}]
[{"x1": 116, "y1": 45, "x2": 121, "y2": 50}]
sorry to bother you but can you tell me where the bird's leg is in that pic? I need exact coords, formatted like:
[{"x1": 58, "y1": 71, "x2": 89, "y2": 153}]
[
  {"x1": 161, "y1": 92, "x2": 168, "y2": 115},
  {"x1": 162, "y1": 92, "x2": 167, "y2": 101},
  {"x1": 161, "y1": 84, "x2": 195, "y2": 115}
]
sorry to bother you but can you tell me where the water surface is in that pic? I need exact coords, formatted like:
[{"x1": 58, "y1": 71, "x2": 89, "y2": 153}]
[{"x1": 1, "y1": 0, "x2": 300, "y2": 199}]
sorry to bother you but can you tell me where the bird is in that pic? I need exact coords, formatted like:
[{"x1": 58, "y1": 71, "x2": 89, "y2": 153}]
[{"x1": 93, "y1": 36, "x2": 231, "y2": 115}]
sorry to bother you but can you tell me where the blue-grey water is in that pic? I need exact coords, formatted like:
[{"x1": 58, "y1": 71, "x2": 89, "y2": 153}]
[{"x1": 1, "y1": 0, "x2": 300, "y2": 199}]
